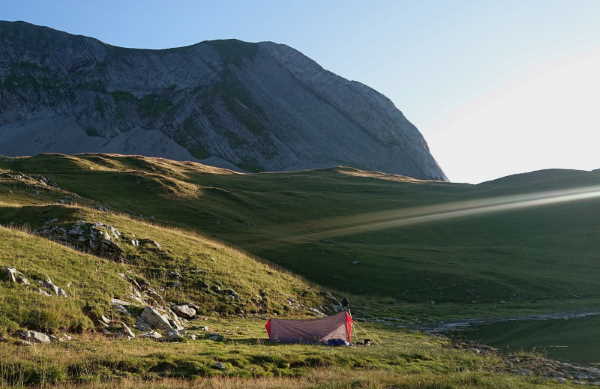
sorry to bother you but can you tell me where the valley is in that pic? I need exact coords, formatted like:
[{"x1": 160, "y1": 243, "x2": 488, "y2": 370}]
[{"x1": 1, "y1": 153, "x2": 600, "y2": 387}]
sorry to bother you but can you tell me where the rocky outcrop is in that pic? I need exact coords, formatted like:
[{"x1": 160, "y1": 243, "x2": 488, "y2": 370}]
[
  {"x1": 35, "y1": 220, "x2": 171, "y2": 264},
  {"x1": 0, "y1": 21, "x2": 446, "y2": 180},
  {"x1": 0, "y1": 267, "x2": 30, "y2": 285},
  {"x1": 38, "y1": 278, "x2": 68, "y2": 297},
  {"x1": 136, "y1": 306, "x2": 184, "y2": 333},
  {"x1": 36, "y1": 220, "x2": 127, "y2": 261},
  {"x1": 1, "y1": 266, "x2": 69, "y2": 297},
  {"x1": 18, "y1": 330, "x2": 51, "y2": 344},
  {"x1": 172, "y1": 304, "x2": 197, "y2": 320}
]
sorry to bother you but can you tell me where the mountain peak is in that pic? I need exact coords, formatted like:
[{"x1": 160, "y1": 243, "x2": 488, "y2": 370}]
[{"x1": 0, "y1": 21, "x2": 446, "y2": 180}]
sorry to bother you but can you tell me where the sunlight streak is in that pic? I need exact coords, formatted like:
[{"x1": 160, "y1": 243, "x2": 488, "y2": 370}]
[{"x1": 262, "y1": 185, "x2": 600, "y2": 245}]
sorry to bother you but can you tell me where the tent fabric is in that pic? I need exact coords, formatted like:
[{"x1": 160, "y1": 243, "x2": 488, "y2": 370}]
[{"x1": 265, "y1": 311, "x2": 352, "y2": 343}]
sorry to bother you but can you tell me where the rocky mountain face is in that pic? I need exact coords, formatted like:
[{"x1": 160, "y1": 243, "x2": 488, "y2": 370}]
[{"x1": 0, "y1": 21, "x2": 446, "y2": 180}]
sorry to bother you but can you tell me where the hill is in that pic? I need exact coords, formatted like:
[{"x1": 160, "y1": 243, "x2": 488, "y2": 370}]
[
  {"x1": 1, "y1": 153, "x2": 598, "y2": 387},
  {"x1": 0, "y1": 21, "x2": 446, "y2": 180},
  {"x1": 3, "y1": 154, "x2": 600, "y2": 321},
  {"x1": 0, "y1": 156, "x2": 334, "y2": 335}
]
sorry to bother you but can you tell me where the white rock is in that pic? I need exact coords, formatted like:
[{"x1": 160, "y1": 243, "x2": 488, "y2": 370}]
[
  {"x1": 111, "y1": 298, "x2": 132, "y2": 306},
  {"x1": 172, "y1": 304, "x2": 197, "y2": 320},
  {"x1": 1, "y1": 267, "x2": 29, "y2": 284},
  {"x1": 20, "y1": 330, "x2": 51, "y2": 344},
  {"x1": 112, "y1": 304, "x2": 129, "y2": 314},
  {"x1": 139, "y1": 307, "x2": 173, "y2": 331},
  {"x1": 121, "y1": 322, "x2": 135, "y2": 339},
  {"x1": 37, "y1": 288, "x2": 52, "y2": 296},
  {"x1": 140, "y1": 330, "x2": 163, "y2": 339},
  {"x1": 39, "y1": 278, "x2": 68, "y2": 297}
]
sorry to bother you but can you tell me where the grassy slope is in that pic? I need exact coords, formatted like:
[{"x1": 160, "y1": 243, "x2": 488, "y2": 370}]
[
  {"x1": 0, "y1": 159, "x2": 328, "y2": 333},
  {"x1": 0, "y1": 226, "x2": 130, "y2": 333},
  {"x1": 3, "y1": 154, "x2": 600, "y2": 319},
  {"x1": 0, "y1": 205, "x2": 325, "y2": 316},
  {"x1": 1, "y1": 153, "x2": 599, "y2": 388}
]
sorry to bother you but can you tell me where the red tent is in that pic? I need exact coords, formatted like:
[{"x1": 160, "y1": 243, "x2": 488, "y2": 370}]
[{"x1": 265, "y1": 311, "x2": 352, "y2": 344}]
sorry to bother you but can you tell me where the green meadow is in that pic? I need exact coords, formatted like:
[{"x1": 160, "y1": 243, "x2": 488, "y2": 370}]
[{"x1": 2, "y1": 153, "x2": 600, "y2": 387}]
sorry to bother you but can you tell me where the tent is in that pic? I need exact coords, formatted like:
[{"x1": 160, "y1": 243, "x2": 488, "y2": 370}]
[{"x1": 265, "y1": 311, "x2": 352, "y2": 344}]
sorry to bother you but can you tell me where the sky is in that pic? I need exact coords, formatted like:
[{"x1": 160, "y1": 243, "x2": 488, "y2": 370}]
[{"x1": 2, "y1": 0, "x2": 600, "y2": 183}]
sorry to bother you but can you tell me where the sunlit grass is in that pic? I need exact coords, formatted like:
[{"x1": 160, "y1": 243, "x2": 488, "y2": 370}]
[
  {"x1": 1, "y1": 153, "x2": 599, "y2": 387},
  {"x1": 0, "y1": 318, "x2": 580, "y2": 388}
]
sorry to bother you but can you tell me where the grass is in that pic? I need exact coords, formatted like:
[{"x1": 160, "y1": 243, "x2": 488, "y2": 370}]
[
  {"x1": 458, "y1": 314, "x2": 600, "y2": 365},
  {"x1": 3, "y1": 154, "x2": 600, "y2": 319},
  {"x1": 0, "y1": 208, "x2": 328, "y2": 330},
  {"x1": 0, "y1": 318, "x2": 579, "y2": 388},
  {"x1": 0, "y1": 225, "x2": 130, "y2": 333},
  {"x1": 0, "y1": 162, "x2": 330, "y2": 332},
  {"x1": 2, "y1": 153, "x2": 600, "y2": 387}
]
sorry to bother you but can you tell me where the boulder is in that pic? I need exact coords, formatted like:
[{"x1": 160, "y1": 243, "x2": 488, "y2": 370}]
[
  {"x1": 166, "y1": 312, "x2": 185, "y2": 331},
  {"x1": 0, "y1": 267, "x2": 29, "y2": 285},
  {"x1": 121, "y1": 322, "x2": 135, "y2": 339},
  {"x1": 19, "y1": 330, "x2": 51, "y2": 344},
  {"x1": 37, "y1": 288, "x2": 52, "y2": 296},
  {"x1": 135, "y1": 319, "x2": 152, "y2": 332},
  {"x1": 138, "y1": 307, "x2": 173, "y2": 331},
  {"x1": 50, "y1": 334, "x2": 73, "y2": 342},
  {"x1": 164, "y1": 329, "x2": 184, "y2": 342},
  {"x1": 39, "y1": 278, "x2": 68, "y2": 297},
  {"x1": 140, "y1": 330, "x2": 163, "y2": 339},
  {"x1": 172, "y1": 304, "x2": 197, "y2": 320},
  {"x1": 112, "y1": 304, "x2": 129, "y2": 315},
  {"x1": 37, "y1": 221, "x2": 125, "y2": 261},
  {"x1": 111, "y1": 298, "x2": 132, "y2": 306}
]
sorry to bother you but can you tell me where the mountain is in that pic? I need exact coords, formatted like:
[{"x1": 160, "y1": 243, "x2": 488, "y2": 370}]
[{"x1": 0, "y1": 21, "x2": 446, "y2": 180}]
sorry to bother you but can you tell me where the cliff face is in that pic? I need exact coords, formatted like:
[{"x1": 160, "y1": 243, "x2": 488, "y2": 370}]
[{"x1": 0, "y1": 21, "x2": 446, "y2": 180}]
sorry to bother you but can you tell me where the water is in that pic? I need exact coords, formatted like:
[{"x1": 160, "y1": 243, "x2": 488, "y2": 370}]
[{"x1": 456, "y1": 315, "x2": 600, "y2": 365}]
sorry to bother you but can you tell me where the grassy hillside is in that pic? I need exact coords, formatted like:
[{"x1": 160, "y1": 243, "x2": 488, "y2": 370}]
[
  {"x1": 0, "y1": 158, "x2": 331, "y2": 336},
  {"x1": 3, "y1": 153, "x2": 600, "y2": 319},
  {"x1": 3, "y1": 153, "x2": 600, "y2": 388},
  {"x1": 0, "y1": 225, "x2": 130, "y2": 333}
]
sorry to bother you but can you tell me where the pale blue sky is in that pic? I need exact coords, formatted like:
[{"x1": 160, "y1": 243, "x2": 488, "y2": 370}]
[{"x1": 2, "y1": 1, "x2": 600, "y2": 183}]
